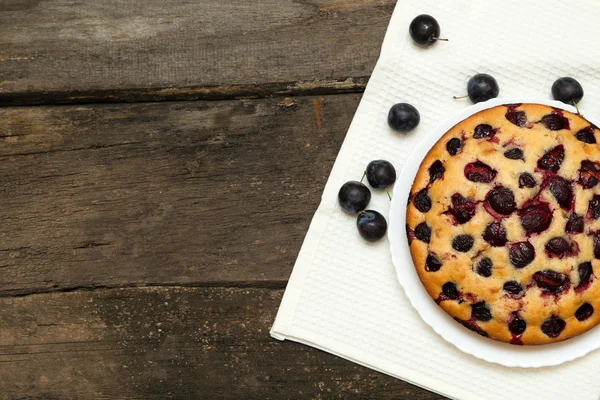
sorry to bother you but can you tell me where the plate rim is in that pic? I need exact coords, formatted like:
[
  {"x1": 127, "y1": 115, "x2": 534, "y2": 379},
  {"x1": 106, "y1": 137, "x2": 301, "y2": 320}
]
[{"x1": 388, "y1": 97, "x2": 600, "y2": 368}]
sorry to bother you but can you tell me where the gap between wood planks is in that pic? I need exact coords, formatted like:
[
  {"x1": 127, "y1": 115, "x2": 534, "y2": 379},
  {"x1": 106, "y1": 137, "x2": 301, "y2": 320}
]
[
  {"x1": 0, "y1": 281, "x2": 289, "y2": 299},
  {"x1": 0, "y1": 76, "x2": 369, "y2": 107}
]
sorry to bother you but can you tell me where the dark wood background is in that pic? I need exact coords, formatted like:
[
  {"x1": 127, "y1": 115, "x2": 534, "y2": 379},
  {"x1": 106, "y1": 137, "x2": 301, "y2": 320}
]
[{"x1": 0, "y1": 1, "x2": 446, "y2": 398}]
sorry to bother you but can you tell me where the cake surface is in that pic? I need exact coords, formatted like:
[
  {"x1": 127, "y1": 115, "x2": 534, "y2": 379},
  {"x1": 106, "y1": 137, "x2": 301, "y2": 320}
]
[{"x1": 406, "y1": 103, "x2": 600, "y2": 345}]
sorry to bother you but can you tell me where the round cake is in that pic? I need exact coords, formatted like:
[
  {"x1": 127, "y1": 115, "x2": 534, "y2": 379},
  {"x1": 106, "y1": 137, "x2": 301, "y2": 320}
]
[{"x1": 406, "y1": 103, "x2": 600, "y2": 345}]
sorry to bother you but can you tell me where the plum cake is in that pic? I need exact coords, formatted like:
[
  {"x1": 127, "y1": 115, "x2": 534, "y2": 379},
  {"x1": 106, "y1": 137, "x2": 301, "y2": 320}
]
[{"x1": 406, "y1": 103, "x2": 600, "y2": 345}]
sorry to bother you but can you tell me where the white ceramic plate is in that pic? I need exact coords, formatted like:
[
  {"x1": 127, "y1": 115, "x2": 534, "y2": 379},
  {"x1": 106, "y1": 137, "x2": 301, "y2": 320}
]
[{"x1": 388, "y1": 97, "x2": 600, "y2": 368}]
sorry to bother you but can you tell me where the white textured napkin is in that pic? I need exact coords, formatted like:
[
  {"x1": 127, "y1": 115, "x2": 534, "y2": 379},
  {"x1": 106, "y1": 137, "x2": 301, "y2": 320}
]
[{"x1": 271, "y1": 1, "x2": 600, "y2": 399}]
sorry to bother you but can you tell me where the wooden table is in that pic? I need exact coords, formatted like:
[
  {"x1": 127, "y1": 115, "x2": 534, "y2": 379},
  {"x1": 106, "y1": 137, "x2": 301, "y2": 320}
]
[{"x1": 0, "y1": 1, "x2": 445, "y2": 398}]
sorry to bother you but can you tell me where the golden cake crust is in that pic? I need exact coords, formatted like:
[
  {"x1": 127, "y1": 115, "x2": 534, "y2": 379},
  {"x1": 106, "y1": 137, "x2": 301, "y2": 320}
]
[{"x1": 406, "y1": 103, "x2": 600, "y2": 345}]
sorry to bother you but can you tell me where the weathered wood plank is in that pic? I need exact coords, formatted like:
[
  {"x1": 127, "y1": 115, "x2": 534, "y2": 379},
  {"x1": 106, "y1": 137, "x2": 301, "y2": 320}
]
[
  {"x1": 0, "y1": 95, "x2": 355, "y2": 295},
  {"x1": 0, "y1": 287, "x2": 444, "y2": 399},
  {"x1": 0, "y1": 0, "x2": 394, "y2": 105}
]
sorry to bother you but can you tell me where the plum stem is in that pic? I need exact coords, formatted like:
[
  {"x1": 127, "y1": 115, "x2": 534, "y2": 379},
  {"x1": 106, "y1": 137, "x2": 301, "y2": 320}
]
[
  {"x1": 360, "y1": 171, "x2": 367, "y2": 184},
  {"x1": 358, "y1": 210, "x2": 371, "y2": 217},
  {"x1": 384, "y1": 187, "x2": 392, "y2": 201},
  {"x1": 432, "y1": 37, "x2": 449, "y2": 42},
  {"x1": 573, "y1": 101, "x2": 581, "y2": 115},
  {"x1": 453, "y1": 95, "x2": 468, "y2": 100}
]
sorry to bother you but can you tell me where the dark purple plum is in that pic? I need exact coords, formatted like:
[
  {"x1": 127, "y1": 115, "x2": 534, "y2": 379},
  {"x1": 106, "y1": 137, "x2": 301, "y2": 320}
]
[
  {"x1": 506, "y1": 108, "x2": 528, "y2": 127},
  {"x1": 504, "y1": 148, "x2": 524, "y2": 160},
  {"x1": 445, "y1": 193, "x2": 477, "y2": 224},
  {"x1": 508, "y1": 313, "x2": 527, "y2": 335},
  {"x1": 537, "y1": 145, "x2": 564, "y2": 172},
  {"x1": 508, "y1": 242, "x2": 535, "y2": 268},
  {"x1": 425, "y1": 254, "x2": 442, "y2": 272},
  {"x1": 446, "y1": 138, "x2": 463, "y2": 156},
  {"x1": 471, "y1": 302, "x2": 492, "y2": 322},
  {"x1": 442, "y1": 282, "x2": 459, "y2": 300},
  {"x1": 581, "y1": 160, "x2": 600, "y2": 171},
  {"x1": 577, "y1": 262, "x2": 593, "y2": 289},
  {"x1": 594, "y1": 234, "x2": 600, "y2": 259},
  {"x1": 338, "y1": 181, "x2": 371, "y2": 213},
  {"x1": 541, "y1": 315, "x2": 566, "y2": 338},
  {"x1": 509, "y1": 317, "x2": 526, "y2": 336},
  {"x1": 464, "y1": 161, "x2": 497, "y2": 183},
  {"x1": 388, "y1": 103, "x2": 420, "y2": 132},
  {"x1": 413, "y1": 189, "x2": 432, "y2": 213},
  {"x1": 487, "y1": 186, "x2": 516, "y2": 215},
  {"x1": 566, "y1": 214, "x2": 584, "y2": 234},
  {"x1": 533, "y1": 270, "x2": 569, "y2": 294},
  {"x1": 473, "y1": 124, "x2": 495, "y2": 139},
  {"x1": 452, "y1": 235, "x2": 474, "y2": 252},
  {"x1": 414, "y1": 222, "x2": 431, "y2": 243},
  {"x1": 548, "y1": 176, "x2": 572, "y2": 209},
  {"x1": 428, "y1": 160, "x2": 445, "y2": 184},
  {"x1": 576, "y1": 303, "x2": 594, "y2": 321},
  {"x1": 409, "y1": 14, "x2": 443, "y2": 47},
  {"x1": 519, "y1": 172, "x2": 537, "y2": 188},
  {"x1": 575, "y1": 127, "x2": 597, "y2": 144},
  {"x1": 519, "y1": 202, "x2": 552, "y2": 234},
  {"x1": 356, "y1": 210, "x2": 387, "y2": 242},
  {"x1": 540, "y1": 113, "x2": 569, "y2": 131},
  {"x1": 503, "y1": 281, "x2": 523, "y2": 296},
  {"x1": 551, "y1": 77, "x2": 584, "y2": 105},
  {"x1": 366, "y1": 160, "x2": 397, "y2": 189},
  {"x1": 545, "y1": 237, "x2": 570, "y2": 257},
  {"x1": 483, "y1": 222, "x2": 507, "y2": 247},
  {"x1": 588, "y1": 195, "x2": 600, "y2": 220},
  {"x1": 467, "y1": 74, "x2": 499, "y2": 104},
  {"x1": 579, "y1": 160, "x2": 600, "y2": 189},
  {"x1": 476, "y1": 257, "x2": 493, "y2": 277}
]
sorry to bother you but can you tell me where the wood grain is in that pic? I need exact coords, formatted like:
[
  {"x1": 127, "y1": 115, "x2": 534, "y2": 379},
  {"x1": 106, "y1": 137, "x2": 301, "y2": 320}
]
[
  {"x1": 0, "y1": 0, "x2": 395, "y2": 105},
  {"x1": 0, "y1": 95, "x2": 357, "y2": 295},
  {"x1": 0, "y1": 286, "x2": 444, "y2": 399}
]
